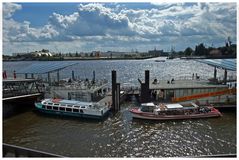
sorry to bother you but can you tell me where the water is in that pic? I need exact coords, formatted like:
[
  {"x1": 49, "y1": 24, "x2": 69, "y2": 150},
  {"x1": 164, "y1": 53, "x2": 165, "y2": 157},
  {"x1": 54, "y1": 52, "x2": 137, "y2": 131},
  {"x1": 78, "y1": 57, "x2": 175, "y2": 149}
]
[
  {"x1": 3, "y1": 58, "x2": 235, "y2": 84},
  {"x1": 3, "y1": 59, "x2": 236, "y2": 157}
]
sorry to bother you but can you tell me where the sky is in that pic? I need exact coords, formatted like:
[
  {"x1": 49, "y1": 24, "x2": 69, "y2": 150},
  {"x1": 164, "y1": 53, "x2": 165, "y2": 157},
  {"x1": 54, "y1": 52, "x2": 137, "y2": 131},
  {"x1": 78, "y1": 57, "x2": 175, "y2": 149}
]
[{"x1": 2, "y1": 2, "x2": 237, "y2": 55}]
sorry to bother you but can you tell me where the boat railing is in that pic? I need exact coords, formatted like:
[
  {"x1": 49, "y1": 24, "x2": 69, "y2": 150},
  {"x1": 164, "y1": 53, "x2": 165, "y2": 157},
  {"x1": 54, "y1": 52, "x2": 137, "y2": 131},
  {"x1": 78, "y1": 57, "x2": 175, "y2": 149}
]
[
  {"x1": 49, "y1": 82, "x2": 108, "y2": 91},
  {"x1": 151, "y1": 75, "x2": 236, "y2": 84},
  {"x1": 120, "y1": 85, "x2": 140, "y2": 92}
]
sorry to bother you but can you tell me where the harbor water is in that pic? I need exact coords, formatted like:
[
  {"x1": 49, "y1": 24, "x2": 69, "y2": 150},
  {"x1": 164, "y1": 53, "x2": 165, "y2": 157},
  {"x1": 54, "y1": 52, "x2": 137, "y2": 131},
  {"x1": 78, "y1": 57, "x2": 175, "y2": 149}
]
[{"x1": 3, "y1": 58, "x2": 236, "y2": 157}]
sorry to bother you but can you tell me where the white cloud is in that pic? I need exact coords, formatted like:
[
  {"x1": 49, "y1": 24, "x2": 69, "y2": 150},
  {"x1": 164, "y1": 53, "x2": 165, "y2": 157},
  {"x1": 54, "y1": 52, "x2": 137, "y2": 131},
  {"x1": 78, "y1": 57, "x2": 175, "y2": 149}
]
[
  {"x1": 49, "y1": 12, "x2": 79, "y2": 29},
  {"x1": 3, "y1": 18, "x2": 59, "y2": 42},
  {"x1": 3, "y1": 3, "x2": 22, "y2": 19},
  {"x1": 2, "y1": 2, "x2": 237, "y2": 54}
]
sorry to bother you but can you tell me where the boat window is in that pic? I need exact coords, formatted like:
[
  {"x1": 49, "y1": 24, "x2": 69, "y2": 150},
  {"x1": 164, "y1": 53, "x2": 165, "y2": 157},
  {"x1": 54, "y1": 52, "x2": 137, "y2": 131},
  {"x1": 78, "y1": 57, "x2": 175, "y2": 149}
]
[
  {"x1": 42, "y1": 105, "x2": 46, "y2": 109},
  {"x1": 141, "y1": 105, "x2": 154, "y2": 112},
  {"x1": 81, "y1": 106, "x2": 86, "y2": 109},
  {"x1": 74, "y1": 106, "x2": 80, "y2": 108},
  {"x1": 66, "y1": 108, "x2": 72, "y2": 112},
  {"x1": 46, "y1": 106, "x2": 52, "y2": 110},
  {"x1": 73, "y1": 109, "x2": 79, "y2": 113},
  {"x1": 60, "y1": 104, "x2": 66, "y2": 107},
  {"x1": 67, "y1": 104, "x2": 73, "y2": 107},
  {"x1": 48, "y1": 103, "x2": 53, "y2": 105},
  {"x1": 80, "y1": 109, "x2": 84, "y2": 113},
  {"x1": 43, "y1": 102, "x2": 47, "y2": 105},
  {"x1": 54, "y1": 103, "x2": 60, "y2": 106},
  {"x1": 59, "y1": 107, "x2": 65, "y2": 111},
  {"x1": 53, "y1": 106, "x2": 58, "y2": 110}
]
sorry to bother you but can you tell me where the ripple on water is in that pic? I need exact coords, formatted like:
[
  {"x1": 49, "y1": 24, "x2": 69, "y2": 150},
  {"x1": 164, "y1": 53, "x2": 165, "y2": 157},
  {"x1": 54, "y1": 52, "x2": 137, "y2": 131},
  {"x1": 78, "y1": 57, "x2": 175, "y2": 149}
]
[{"x1": 3, "y1": 102, "x2": 236, "y2": 156}]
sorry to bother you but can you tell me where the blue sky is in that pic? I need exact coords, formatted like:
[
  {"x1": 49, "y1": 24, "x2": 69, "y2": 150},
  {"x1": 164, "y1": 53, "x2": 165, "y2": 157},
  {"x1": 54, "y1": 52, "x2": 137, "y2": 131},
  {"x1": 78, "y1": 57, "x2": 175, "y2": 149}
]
[{"x1": 3, "y1": 2, "x2": 237, "y2": 55}]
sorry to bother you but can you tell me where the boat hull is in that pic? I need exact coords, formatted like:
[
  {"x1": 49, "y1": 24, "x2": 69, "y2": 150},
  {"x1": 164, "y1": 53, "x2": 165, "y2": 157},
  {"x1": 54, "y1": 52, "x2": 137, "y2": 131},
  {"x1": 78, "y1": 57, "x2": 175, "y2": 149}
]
[
  {"x1": 130, "y1": 108, "x2": 222, "y2": 121},
  {"x1": 35, "y1": 103, "x2": 109, "y2": 120}
]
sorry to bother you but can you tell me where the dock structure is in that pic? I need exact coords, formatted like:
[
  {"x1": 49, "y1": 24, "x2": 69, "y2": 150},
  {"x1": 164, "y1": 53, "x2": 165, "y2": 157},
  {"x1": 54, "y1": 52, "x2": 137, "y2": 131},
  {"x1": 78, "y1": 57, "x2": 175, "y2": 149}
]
[
  {"x1": 138, "y1": 70, "x2": 236, "y2": 106},
  {"x1": 3, "y1": 78, "x2": 45, "y2": 118},
  {"x1": 16, "y1": 62, "x2": 78, "y2": 85},
  {"x1": 3, "y1": 78, "x2": 44, "y2": 101},
  {"x1": 196, "y1": 59, "x2": 236, "y2": 84},
  {"x1": 150, "y1": 79, "x2": 228, "y2": 90}
]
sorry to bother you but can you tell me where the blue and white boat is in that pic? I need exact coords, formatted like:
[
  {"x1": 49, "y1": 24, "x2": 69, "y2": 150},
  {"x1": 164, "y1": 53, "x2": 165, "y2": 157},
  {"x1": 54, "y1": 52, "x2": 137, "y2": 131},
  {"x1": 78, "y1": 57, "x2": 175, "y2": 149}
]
[{"x1": 35, "y1": 98, "x2": 110, "y2": 119}]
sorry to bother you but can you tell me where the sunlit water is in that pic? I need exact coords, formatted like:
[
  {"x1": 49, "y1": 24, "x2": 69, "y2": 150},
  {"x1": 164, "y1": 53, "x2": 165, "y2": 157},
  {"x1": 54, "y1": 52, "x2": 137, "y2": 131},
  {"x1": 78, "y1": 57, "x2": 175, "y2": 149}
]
[
  {"x1": 3, "y1": 59, "x2": 236, "y2": 157},
  {"x1": 3, "y1": 58, "x2": 235, "y2": 85}
]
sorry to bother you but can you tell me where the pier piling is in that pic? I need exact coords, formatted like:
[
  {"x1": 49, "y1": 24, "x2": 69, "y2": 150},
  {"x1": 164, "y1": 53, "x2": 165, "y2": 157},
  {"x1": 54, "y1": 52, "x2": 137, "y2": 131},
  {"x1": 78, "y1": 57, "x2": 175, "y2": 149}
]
[
  {"x1": 139, "y1": 70, "x2": 151, "y2": 103},
  {"x1": 112, "y1": 70, "x2": 120, "y2": 112},
  {"x1": 72, "y1": 71, "x2": 75, "y2": 81},
  {"x1": 224, "y1": 69, "x2": 227, "y2": 84}
]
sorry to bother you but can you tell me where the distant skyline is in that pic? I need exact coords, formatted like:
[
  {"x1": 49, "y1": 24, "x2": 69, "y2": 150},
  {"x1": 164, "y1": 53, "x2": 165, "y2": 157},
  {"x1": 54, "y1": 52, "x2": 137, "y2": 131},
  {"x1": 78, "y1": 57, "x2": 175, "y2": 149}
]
[{"x1": 3, "y1": 2, "x2": 237, "y2": 55}]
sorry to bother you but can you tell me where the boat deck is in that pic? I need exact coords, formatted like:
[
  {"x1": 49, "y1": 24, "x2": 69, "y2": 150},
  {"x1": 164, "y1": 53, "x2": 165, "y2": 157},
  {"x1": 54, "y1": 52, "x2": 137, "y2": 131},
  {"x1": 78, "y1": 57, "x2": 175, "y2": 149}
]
[
  {"x1": 150, "y1": 79, "x2": 227, "y2": 90},
  {"x1": 97, "y1": 95, "x2": 112, "y2": 106}
]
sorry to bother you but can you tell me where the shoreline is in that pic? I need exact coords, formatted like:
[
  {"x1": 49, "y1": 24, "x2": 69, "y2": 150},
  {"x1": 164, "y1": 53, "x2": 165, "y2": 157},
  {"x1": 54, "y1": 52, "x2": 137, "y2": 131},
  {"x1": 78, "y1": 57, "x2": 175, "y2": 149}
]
[
  {"x1": 3, "y1": 57, "x2": 154, "y2": 62},
  {"x1": 3, "y1": 55, "x2": 236, "y2": 62}
]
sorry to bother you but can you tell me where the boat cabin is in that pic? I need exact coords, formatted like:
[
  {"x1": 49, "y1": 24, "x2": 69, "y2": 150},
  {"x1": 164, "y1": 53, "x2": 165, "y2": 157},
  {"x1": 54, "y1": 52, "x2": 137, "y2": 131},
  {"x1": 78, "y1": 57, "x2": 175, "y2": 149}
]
[
  {"x1": 41, "y1": 99, "x2": 104, "y2": 114},
  {"x1": 139, "y1": 102, "x2": 206, "y2": 115},
  {"x1": 140, "y1": 103, "x2": 156, "y2": 112}
]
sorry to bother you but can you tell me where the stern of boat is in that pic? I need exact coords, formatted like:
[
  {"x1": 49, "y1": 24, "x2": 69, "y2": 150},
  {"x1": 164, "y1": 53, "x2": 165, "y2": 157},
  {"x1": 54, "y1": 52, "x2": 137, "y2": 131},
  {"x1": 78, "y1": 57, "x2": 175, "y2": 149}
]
[
  {"x1": 210, "y1": 107, "x2": 222, "y2": 117},
  {"x1": 34, "y1": 102, "x2": 43, "y2": 109},
  {"x1": 130, "y1": 108, "x2": 141, "y2": 114}
]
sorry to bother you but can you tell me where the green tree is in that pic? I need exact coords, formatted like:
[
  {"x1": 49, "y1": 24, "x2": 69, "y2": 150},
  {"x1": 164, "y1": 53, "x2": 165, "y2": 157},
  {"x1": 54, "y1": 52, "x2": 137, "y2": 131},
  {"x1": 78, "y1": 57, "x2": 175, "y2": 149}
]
[
  {"x1": 195, "y1": 43, "x2": 208, "y2": 56},
  {"x1": 184, "y1": 47, "x2": 193, "y2": 56}
]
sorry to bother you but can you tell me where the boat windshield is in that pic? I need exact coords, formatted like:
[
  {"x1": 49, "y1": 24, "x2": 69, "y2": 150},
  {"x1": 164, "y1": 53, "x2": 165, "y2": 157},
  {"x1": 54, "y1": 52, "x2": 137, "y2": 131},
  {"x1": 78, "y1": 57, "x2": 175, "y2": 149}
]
[{"x1": 140, "y1": 105, "x2": 155, "y2": 112}]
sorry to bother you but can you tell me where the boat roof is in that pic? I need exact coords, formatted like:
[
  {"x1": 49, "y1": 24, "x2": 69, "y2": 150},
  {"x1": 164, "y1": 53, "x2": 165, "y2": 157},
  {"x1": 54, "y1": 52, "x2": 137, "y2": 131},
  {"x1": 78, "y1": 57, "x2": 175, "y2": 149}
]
[
  {"x1": 165, "y1": 104, "x2": 183, "y2": 109},
  {"x1": 44, "y1": 99, "x2": 93, "y2": 106},
  {"x1": 60, "y1": 100, "x2": 93, "y2": 106},
  {"x1": 141, "y1": 102, "x2": 155, "y2": 106}
]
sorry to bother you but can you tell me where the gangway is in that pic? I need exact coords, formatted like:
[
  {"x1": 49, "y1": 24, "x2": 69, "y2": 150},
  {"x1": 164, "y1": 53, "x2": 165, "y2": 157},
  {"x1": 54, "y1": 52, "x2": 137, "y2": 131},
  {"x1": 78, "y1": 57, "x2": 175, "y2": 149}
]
[{"x1": 3, "y1": 79, "x2": 44, "y2": 101}]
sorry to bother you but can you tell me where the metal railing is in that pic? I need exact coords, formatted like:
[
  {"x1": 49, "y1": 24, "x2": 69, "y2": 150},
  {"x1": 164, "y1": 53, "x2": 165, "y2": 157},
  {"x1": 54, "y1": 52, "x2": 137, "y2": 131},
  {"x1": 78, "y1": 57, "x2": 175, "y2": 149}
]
[
  {"x1": 194, "y1": 153, "x2": 236, "y2": 158},
  {"x1": 3, "y1": 143, "x2": 64, "y2": 157},
  {"x1": 3, "y1": 79, "x2": 45, "y2": 99}
]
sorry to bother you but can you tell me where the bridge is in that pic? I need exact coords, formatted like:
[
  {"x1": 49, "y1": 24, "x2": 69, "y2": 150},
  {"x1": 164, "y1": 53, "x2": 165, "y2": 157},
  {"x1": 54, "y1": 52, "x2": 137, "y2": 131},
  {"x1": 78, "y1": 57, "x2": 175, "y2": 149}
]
[{"x1": 3, "y1": 79, "x2": 45, "y2": 101}]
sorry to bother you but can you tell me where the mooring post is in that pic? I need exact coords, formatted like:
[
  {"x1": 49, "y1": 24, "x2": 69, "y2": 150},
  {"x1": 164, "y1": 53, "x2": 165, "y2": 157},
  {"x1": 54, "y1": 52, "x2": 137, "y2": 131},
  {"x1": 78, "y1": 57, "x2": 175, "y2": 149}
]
[
  {"x1": 140, "y1": 70, "x2": 151, "y2": 103},
  {"x1": 112, "y1": 70, "x2": 116, "y2": 112},
  {"x1": 224, "y1": 69, "x2": 227, "y2": 84},
  {"x1": 48, "y1": 72, "x2": 51, "y2": 85},
  {"x1": 57, "y1": 70, "x2": 60, "y2": 85},
  {"x1": 72, "y1": 71, "x2": 75, "y2": 81},
  {"x1": 214, "y1": 67, "x2": 217, "y2": 80},
  {"x1": 145, "y1": 70, "x2": 150, "y2": 89},
  {"x1": 116, "y1": 83, "x2": 120, "y2": 111},
  {"x1": 112, "y1": 70, "x2": 120, "y2": 112},
  {"x1": 93, "y1": 70, "x2": 95, "y2": 84}
]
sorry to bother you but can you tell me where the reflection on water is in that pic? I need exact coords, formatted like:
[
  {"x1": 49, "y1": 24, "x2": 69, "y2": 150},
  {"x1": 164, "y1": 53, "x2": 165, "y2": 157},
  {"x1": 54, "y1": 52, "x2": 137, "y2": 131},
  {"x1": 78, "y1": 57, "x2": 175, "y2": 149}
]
[
  {"x1": 3, "y1": 59, "x2": 235, "y2": 85},
  {"x1": 3, "y1": 59, "x2": 236, "y2": 157},
  {"x1": 3, "y1": 102, "x2": 236, "y2": 157}
]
